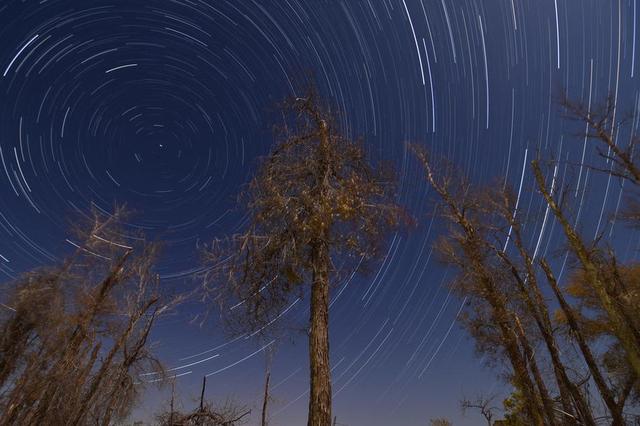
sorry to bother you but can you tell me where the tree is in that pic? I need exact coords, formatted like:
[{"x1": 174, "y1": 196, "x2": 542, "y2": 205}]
[
  {"x1": 560, "y1": 94, "x2": 640, "y2": 185},
  {"x1": 155, "y1": 377, "x2": 250, "y2": 426},
  {"x1": 556, "y1": 95, "x2": 640, "y2": 375},
  {"x1": 460, "y1": 394, "x2": 498, "y2": 426},
  {"x1": 411, "y1": 92, "x2": 640, "y2": 426},
  {"x1": 544, "y1": 266, "x2": 639, "y2": 425},
  {"x1": 204, "y1": 89, "x2": 403, "y2": 426},
  {"x1": 551, "y1": 257, "x2": 640, "y2": 419},
  {"x1": 483, "y1": 187, "x2": 594, "y2": 424},
  {"x1": 0, "y1": 206, "x2": 177, "y2": 426},
  {"x1": 411, "y1": 145, "x2": 550, "y2": 425},
  {"x1": 533, "y1": 159, "x2": 640, "y2": 380}
]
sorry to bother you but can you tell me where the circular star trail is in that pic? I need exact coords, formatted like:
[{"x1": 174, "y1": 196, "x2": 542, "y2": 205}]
[{"x1": 0, "y1": 1, "x2": 638, "y2": 424}]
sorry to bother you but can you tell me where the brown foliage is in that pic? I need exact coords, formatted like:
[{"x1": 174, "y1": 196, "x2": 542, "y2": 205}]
[
  {"x1": 203, "y1": 88, "x2": 403, "y2": 426},
  {"x1": 205, "y1": 91, "x2": 402, "y2": 334},
  {"x1": 410, "y1": 145, "x2": 551, "y2": 425},
  {"x1": 0, "y1": 206, "x2": 177, "y2": 426},
  {"x1": 413, "y1": 93, "x2": 640, "y2": 425},
  {"x1": 563, "y1": 261, "x2": 640, "y2": 407}
]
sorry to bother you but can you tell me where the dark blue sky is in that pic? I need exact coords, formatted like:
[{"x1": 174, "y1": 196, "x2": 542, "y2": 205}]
[{"x1": 0, "y1": 1, "x2": 638, "y2": 424}]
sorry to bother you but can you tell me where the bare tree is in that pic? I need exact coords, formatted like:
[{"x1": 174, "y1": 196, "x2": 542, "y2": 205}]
[
  {"x1": 533, "y1": 159, "x2": 640, "y2": 379},
  {"x1": 411, "y1": 145, "x2": 639, "y2": 424},
  {"x1": 567, "y1": 262, "x2": 640, "y2": 404},
  {"x1": 411, "y1": 145, "x2": 550, "y2": 425},
  {"x1": 483, "y1": 187, "x2": 594, "y2": 425},
  {"x1": 460, "y1": 394, "x2": 499, "y2": 426},
  {"x1": 560, "y1": 94, "x2": 640, "y2": 185},
  {"x1": 540, "y1": 259, "x2": 629, "y2": 424},
  {"x1": 411, "y1": 92, "x2": 640, "y2": 426},
  {"x1": 204, "y1": 89, "x2": 403, "y2": 426},
  {"x1": 155, "y1": 377, "x2": 250, "y2": 426},
  {"x1": 0, "y1": 206, "x2": 178, "y2": 426}
]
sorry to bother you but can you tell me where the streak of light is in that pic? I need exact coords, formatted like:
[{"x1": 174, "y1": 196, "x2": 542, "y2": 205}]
[
  {"x1": 105, "y1": 63, "x2": 138, "y2": 73},
  {"x1": 205, "y1": 339, "x2": 275, "y2": 377},
  {"x1": 3, "y1": 34, "x2": 39, "y2": 77}
]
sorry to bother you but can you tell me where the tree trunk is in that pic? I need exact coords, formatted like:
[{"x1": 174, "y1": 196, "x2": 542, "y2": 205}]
[
  {"x1": 498, "y1": 246, "x2": 592, "y2": 424},
  {"x1": 533, "y1": 160, "x2": 640, "y2": 377},
  {"x1": 308, "y1": 242, "x2": 332, "y2": 426},
  {"x1": 541, "y1": 259, "x2": 626, "y2": 426},
  {"x1": 433, "y1": 179, "x2": 544, "y2": 424},
  {"x1": 261, "y1": 371, "x2": 270, "y2": 426},
  {"x1": 500, "y1": 327, "x2": 545, "y2": 426},
  {"x1": 522, "y1": 262, "x2": 593, "y2": 426},
  {"x1": 481, "y1": 278, "x2": 545, "y2": 426},
  {"x1": 170, "y1": 382, "x2": 175, "y2": 426},
  {"x1": 200, "y1": 376, "x2": 206, "y2": 412},
  {"x1": 513, "y1": 314, "x2": 557, "y2": 426}
]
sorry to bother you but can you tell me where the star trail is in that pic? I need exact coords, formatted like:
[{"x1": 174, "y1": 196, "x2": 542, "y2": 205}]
[{"x1": 0, "y1": 1, "x2": 638, "y2": 424}]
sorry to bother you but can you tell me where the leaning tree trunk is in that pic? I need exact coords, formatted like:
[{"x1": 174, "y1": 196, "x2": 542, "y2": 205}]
[
  {"x1": 533, "y1": 160, "x2": 640, "y2": 377},
  {"x1": 308, "y1": 241, "x2": 332, "y2": 426},
  {"x1": 541, "y1": 259, "x2": 626, "y2": 425},
  {"x1": 513, "y1": 314, "x2": 558, "y2": 426}
]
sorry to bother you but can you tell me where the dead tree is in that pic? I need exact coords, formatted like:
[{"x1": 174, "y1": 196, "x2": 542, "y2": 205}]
[
  {"x1": 261, "y1": 364, "x2": 271, "y2": 426},
  {"x1": 533, "y1": 159, "x2": 640, "y2": 378},
  {"x1": 411, "y1": 93, "x2": 640, "y2": 425},
  {"x1": 204, "y1": 89, "x2": 403, "y2": 426},
  {"x1": 460, "y1": 394, "x2": 499, "y2": 426},
  {"x1": 0, "y1": 206, "x2": 178, "y2": 426},
  {"x1": 155, "y1": 376, "x2": 250, "y2": 426},
  {"x1": 560, "y1": 94, "x2": 640, "y2": 185},
  {"x1": 411, "y1": 145, "x2": 550, "y2": 425},
  {"x1": 484, "y1": 187, "x2": 594, "y2": 425},
  {"x1": 540, "y1": 259, "x2": 628, "y2": 424},
  {"x1": 554, "y1": 94, "x2": 640, "y2": 422}
]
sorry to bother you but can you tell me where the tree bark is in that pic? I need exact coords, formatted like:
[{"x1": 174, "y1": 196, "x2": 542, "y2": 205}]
[
  {"x1": 541, "y1": 259, "x2": 625, "y2": 425},
  {"x1": 308, "y1": 242, "x2": 332, "y2": 426},
  {"x1": 497, "y1": 245, "x2": 592, "y2": 424},
  {"x1": 533, "y1": 160, "x2": 640, "y2": 377},
  {"x1": 488, "y1": 296, "x2": 545, "y2": 426},
  {"x1": 261, "y1": 371, "x2": 270, "y2": 426},
  {"x1": 412, "y1": 150, "x2": 544, "y2": 425},
  {"x1": 513, "y1": 315, "x2": 558, "y2": 426}
]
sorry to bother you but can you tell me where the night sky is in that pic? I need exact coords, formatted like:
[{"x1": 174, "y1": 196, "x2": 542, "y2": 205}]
[{"x1": 0, "y1": 1, "x2": 638, "y2": 425}]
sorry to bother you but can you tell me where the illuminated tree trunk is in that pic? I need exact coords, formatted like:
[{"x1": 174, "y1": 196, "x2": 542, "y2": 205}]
[
  {"x1": 513, "y1": 315, "x2": 557, "y2": 426},
  {"x1": 205, "y1": 92, "x2": 401, "y2": 426},
  {"x1": 309, "y1": 119, "x2": 333, "y2": 426},
  {"x1": 496, "y1": 243, "x2": 592, "y2": 424},
  {"x1": 308, "y1": 241, "x2": 332, "y2": 426},
  {"x1": 533, "y1": 160, "x2": 640, "y2": 377},
  {"x1": 541, "y1": 259, "x2": 626, "y2": 426},
  {"x1": 411, "y1": 147, "x2": 545, "y2": 425},
  {"x1": 481, "y1": 279, "x2": 545, "y2": 426}
]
